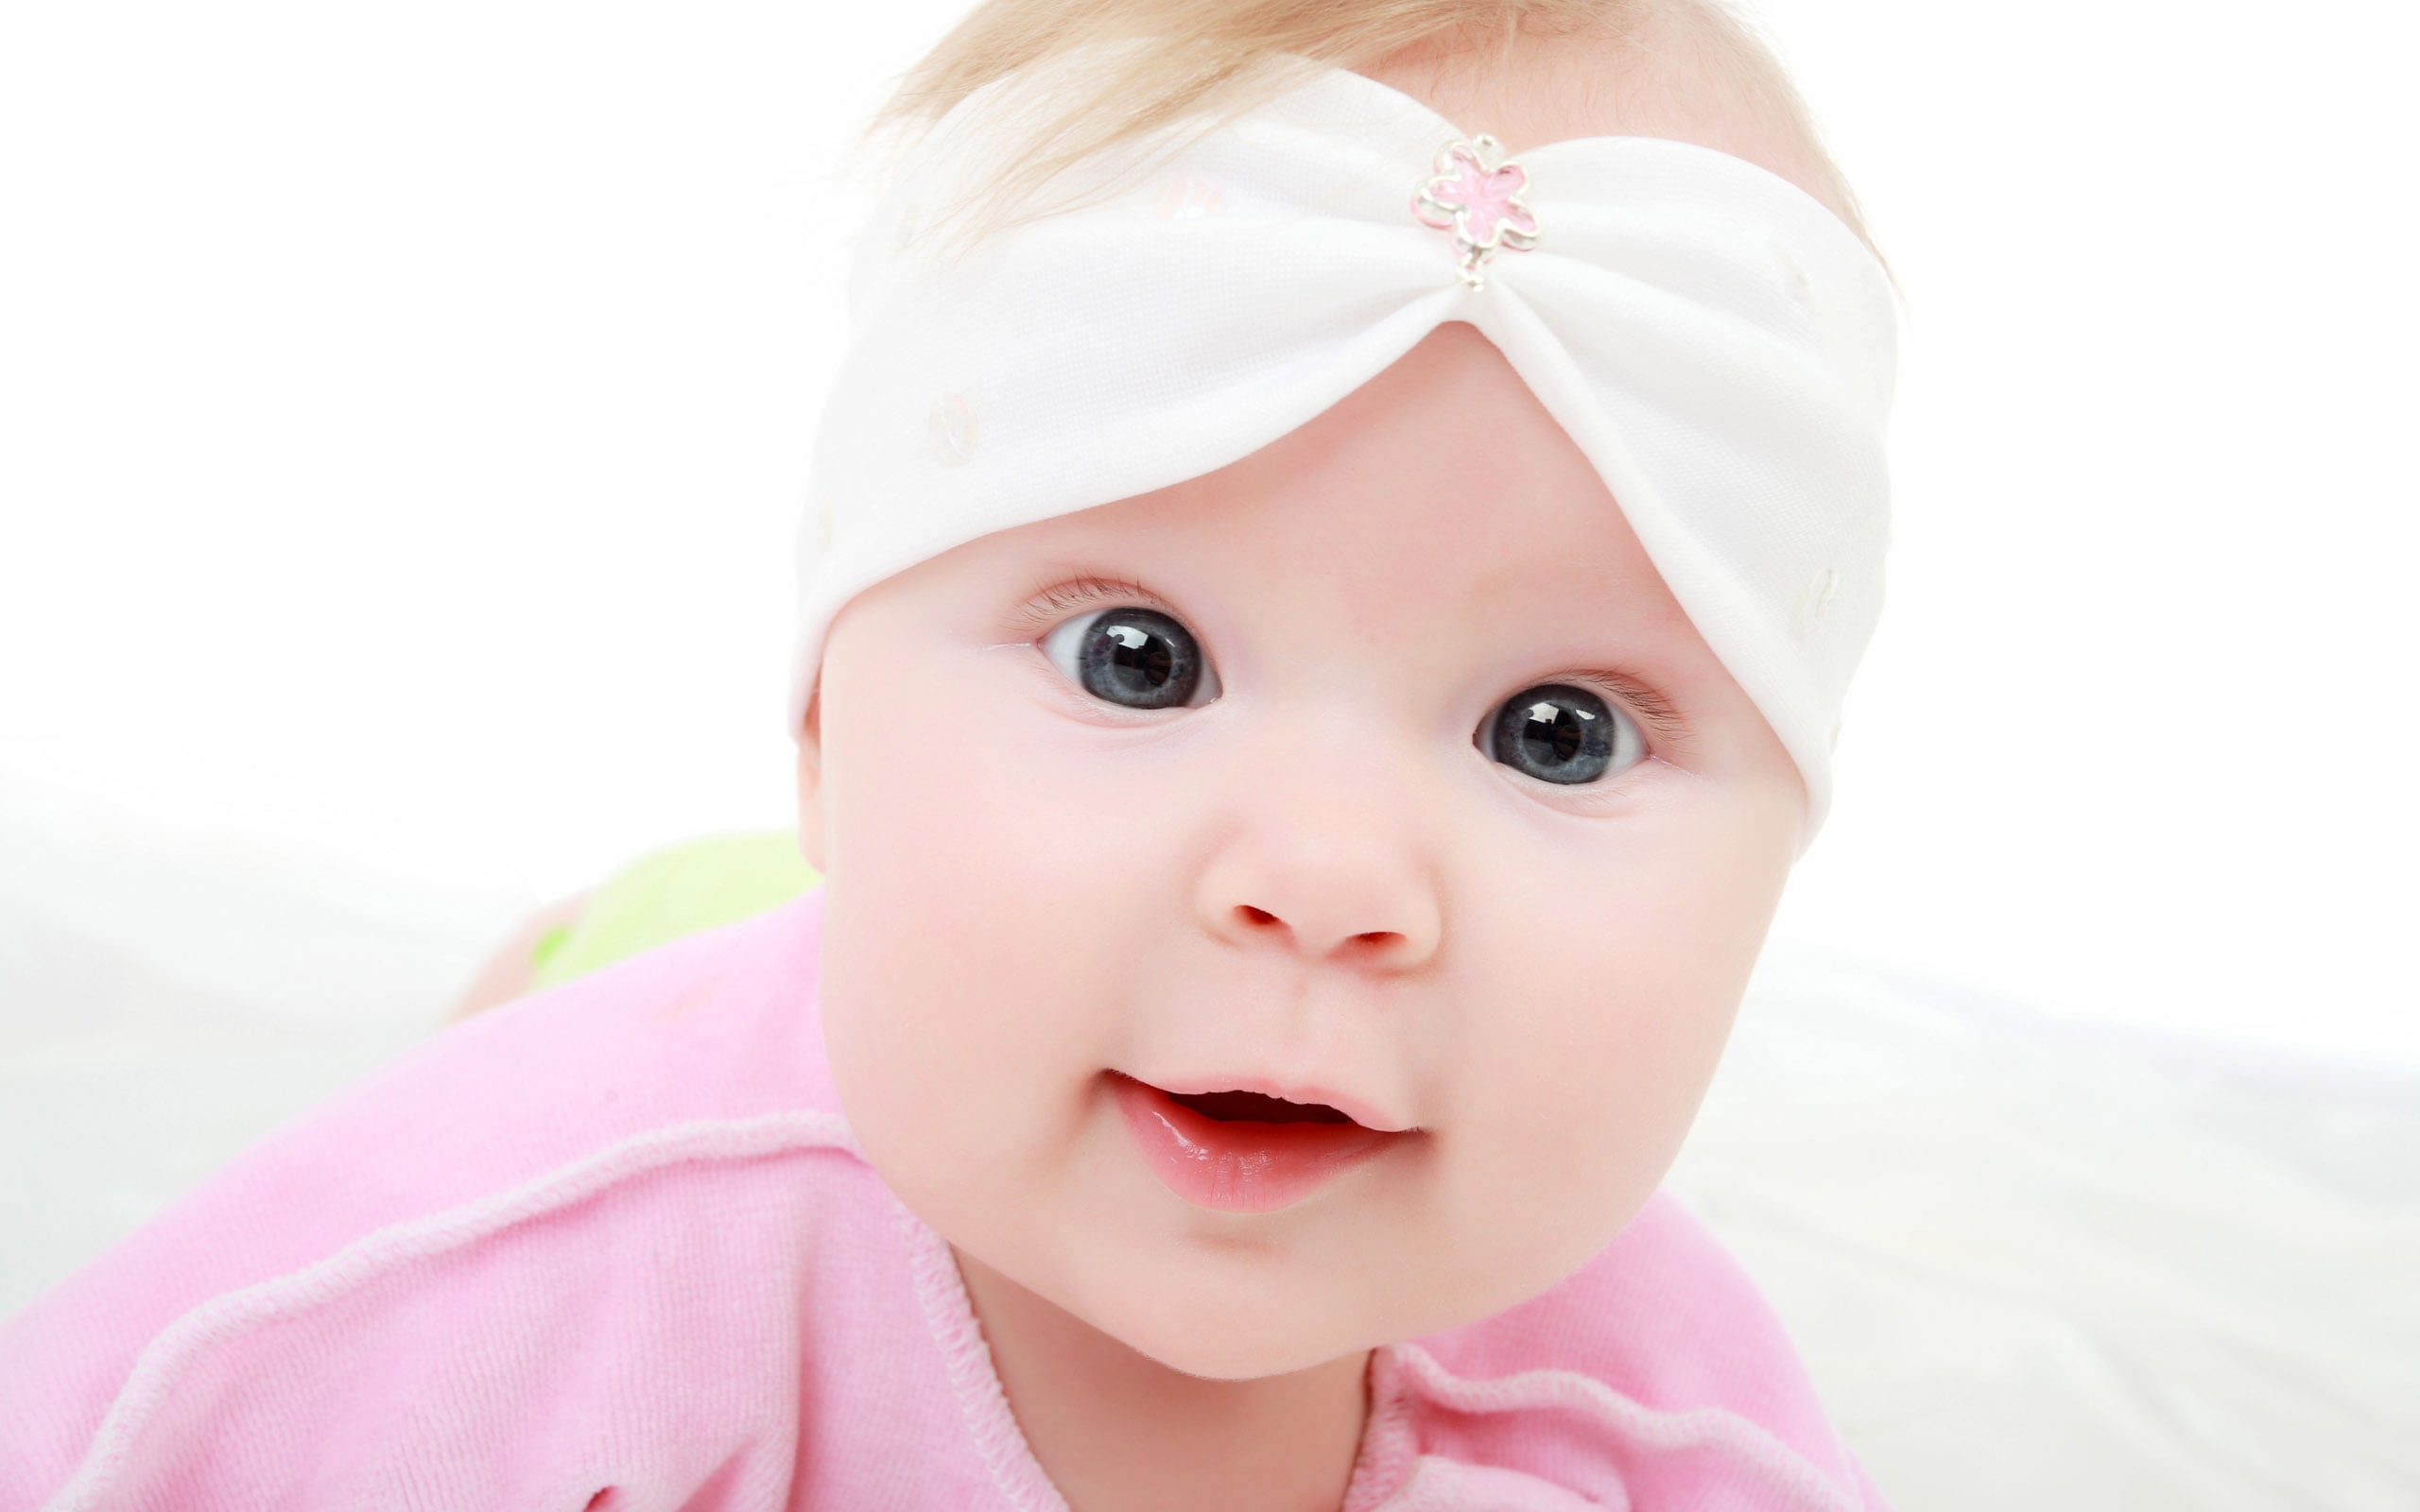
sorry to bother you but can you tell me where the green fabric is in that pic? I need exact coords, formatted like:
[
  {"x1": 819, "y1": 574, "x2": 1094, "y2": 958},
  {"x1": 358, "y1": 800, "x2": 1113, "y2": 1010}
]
[{"x1": 528, "y1": 831, "x2": 821, "y2": 989}]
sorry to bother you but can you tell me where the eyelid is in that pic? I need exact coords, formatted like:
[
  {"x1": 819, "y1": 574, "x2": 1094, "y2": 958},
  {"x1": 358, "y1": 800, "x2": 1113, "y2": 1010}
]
[
  {"x1": 1011, "y1": 575, "x2": 1177, "y2": 635},
  {"x1": 1554, "y1": 670, "x2": 1691, "y2": 753},
  {"x1": 1018, "y1": 574, "x2": 1223, "y2": 713}
]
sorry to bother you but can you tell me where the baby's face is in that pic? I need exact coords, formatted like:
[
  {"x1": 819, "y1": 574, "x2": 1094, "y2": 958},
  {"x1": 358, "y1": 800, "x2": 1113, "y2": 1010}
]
[{"x1": 803, "y1": 322, "x2": 1804, "y2": 1378}]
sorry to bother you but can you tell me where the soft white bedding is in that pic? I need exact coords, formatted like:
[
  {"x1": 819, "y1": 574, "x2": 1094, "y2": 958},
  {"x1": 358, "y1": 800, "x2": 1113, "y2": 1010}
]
[
  {"x1": 1668, "y1": 953, "x2": 2420, "y2": 1509},
  {"x1": 4, "y1": 809, "x2": 2413, "y2": 1509}
]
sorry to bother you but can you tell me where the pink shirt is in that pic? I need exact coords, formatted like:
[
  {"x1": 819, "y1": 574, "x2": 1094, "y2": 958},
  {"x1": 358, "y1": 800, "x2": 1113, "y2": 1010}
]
[{"x1": 0, "y1": 894, "x2": 1888, "y2": 1511}]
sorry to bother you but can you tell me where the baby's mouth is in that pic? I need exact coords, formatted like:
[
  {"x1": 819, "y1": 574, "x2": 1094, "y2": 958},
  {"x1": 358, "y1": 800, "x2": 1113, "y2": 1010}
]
[
  {"x1": 1164, "y1": 1088, "x2": 1356, "y2": 1125},
  {"x1": 1110, "y1": 1074, "x2": 1403, "y2": 1214}
]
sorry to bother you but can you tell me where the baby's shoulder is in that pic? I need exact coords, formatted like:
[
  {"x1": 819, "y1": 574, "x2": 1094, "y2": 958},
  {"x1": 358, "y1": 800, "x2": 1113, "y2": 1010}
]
[
  {"x1": 0, "y1": 896, "x2": 899, "y2": 1511},
  {"x1": 360, "y1": 887, "x2": 850, "y2": 1200},
  {"x1": 156, "y1": 891, "x2": 846, "y2": 1275}
]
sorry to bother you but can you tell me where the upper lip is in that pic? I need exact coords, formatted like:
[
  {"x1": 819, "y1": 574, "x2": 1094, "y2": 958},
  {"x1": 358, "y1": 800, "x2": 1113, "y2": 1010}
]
[{"x1": 1125, "y1": 1072, "x2": 1416, "y2": 1135}]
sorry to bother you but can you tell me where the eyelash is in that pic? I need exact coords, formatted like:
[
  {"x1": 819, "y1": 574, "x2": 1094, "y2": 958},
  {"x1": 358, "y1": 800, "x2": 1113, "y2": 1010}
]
[
  {"x1": 1011, "y1": 576, "x2": 1689, "y2": 754},
  {"x1": 1011, "y1": 576, "x2": 1171, "y2": 636},
  {"x1": 1550, "y1": 672, "x2": 1689, "y2": 756}
]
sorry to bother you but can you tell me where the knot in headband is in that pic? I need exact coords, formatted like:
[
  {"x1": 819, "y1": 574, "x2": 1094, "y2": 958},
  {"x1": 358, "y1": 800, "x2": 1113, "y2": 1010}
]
[{"x1": 795, "y1": 58, "x2": 1897, "y2": 830}]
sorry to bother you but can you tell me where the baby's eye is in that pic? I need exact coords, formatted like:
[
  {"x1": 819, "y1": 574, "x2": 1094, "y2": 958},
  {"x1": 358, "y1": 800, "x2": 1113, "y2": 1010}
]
[
  {"x1": 1481, "y1": 684, "x2": 1644, "y2": 785},
  {"x1": 1041, "y1": 607, "x2": 1218, "y2": 710}
]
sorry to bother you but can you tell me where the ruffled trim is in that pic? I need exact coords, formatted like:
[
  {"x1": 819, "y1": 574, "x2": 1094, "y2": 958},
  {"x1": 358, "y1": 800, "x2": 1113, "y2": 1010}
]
[{"x1": 1345, "y1": 1341, "x2": 1863, "y2": 1512}]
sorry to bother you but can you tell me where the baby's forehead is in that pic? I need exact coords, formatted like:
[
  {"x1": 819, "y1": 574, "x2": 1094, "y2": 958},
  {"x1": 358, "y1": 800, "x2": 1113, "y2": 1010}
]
[
  {"x1": 1363, "y1": 11, "x2": 1863, "y2": 240},
  {"x1": 987, "y1": 325, "x2": 1700, "y2": 645}
]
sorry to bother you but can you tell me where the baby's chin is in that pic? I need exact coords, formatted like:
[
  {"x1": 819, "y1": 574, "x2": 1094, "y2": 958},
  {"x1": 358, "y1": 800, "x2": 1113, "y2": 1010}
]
[
  {"x1": 1061, "y1": 1258, "x2": 1401, "y2": 1381},
  {"x1": 1010, "y1": 1211, "x2": 1571, "y2": 1383}
]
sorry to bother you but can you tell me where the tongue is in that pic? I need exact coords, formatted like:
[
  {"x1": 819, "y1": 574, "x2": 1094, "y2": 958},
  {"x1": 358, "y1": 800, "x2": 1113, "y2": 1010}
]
[{"x1": 1168, "y1": 1089, "x2": 1354, "y2": 1125}]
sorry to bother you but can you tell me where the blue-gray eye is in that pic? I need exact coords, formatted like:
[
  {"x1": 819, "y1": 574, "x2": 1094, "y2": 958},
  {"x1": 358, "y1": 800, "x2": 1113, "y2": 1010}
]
[
  {"x1": 1042, "y1": 607, "x2": 1215, "y2": 710},
  {"x1": 1484, "y1": 684, "x2": 1642, "y2": 784}
]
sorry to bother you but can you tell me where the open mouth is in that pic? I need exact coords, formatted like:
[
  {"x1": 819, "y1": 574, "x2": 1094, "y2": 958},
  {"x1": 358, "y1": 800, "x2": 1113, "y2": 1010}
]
[
  {"x1": 1110, "y1": 1074, "x2": 1403, "y2": 1213},
  {"x1": 1164, "y1": 1089, "x2": 1357, "y2": 1125}
]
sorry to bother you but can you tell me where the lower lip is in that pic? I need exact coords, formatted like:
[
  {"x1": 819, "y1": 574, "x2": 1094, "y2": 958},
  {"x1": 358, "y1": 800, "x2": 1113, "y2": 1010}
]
[{"x1": 1111, "y1": 1075, "x2": 1400, "y2": 1214}]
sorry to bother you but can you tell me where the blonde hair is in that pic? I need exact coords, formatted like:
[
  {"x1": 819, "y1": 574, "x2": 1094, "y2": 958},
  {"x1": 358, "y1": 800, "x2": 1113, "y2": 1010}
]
[{"x1": 870, "y1": 0, "x2": 1870, "y2": 248}]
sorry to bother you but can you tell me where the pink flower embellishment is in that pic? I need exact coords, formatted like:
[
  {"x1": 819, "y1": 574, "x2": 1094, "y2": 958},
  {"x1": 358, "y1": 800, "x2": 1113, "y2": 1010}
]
[{"x1": 1411, "y1": 134, "x2": 1542, "y2": 289}]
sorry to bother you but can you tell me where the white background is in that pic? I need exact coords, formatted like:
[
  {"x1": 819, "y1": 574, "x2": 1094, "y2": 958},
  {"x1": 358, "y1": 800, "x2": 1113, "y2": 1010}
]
[{"x1": 3, "y1": 0, "x2": 2414, "y2": 1068}]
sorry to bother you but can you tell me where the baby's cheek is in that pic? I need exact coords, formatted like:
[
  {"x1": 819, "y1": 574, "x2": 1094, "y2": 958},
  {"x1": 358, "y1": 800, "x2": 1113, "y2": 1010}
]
[
  {"x1": 1433, "y1": 874, "x2": 1746, "y2": 1272},
  {"x1": 822, "y1": 842, "x2": 1098, "y2": 1130},
  {"x1": 815, "y1": 679, "x2": 1183, "y2": 1253}
]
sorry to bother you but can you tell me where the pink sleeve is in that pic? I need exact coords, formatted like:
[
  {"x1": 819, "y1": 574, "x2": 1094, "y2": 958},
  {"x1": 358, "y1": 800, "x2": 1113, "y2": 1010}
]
[{"x1": 0, "y1": 899, "x2": 834, "y2": 1509}]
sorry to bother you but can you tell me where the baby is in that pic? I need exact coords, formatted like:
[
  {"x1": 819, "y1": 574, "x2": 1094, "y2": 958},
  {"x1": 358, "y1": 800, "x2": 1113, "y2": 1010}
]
[{"x1": 0, "y1": 1, "x2": 1896, "y2": 1508}]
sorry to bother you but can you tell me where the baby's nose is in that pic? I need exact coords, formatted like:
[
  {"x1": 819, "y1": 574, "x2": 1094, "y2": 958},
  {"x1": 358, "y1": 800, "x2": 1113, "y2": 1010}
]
[
  {"x1": 1218, "y1": 899, "x2": 1434, "y2": 971},
  {"x1": 1191, "y1": 748, "x2": 1443, "y2": 971}
]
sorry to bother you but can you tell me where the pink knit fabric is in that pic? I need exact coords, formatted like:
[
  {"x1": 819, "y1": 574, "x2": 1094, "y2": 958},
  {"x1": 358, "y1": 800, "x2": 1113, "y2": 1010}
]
[{"x1": 0, "y1": 894, "x2": 1888, "y2": 1511}]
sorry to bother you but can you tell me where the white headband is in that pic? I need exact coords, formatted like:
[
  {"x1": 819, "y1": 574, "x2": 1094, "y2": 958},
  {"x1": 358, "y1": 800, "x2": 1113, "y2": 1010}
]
[{"x1": 794, "y1": 59, "x2": 1896, "y2": 828}]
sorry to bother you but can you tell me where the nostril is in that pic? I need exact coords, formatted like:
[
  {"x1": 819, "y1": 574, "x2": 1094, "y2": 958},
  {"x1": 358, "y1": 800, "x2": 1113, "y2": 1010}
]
[
  {"x1": 1238, "y1": 905, "x2": 1280, "y2": 927},
  {"x1": 1351, "y1": 931, "x2": 1399, "y2": 948}
]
